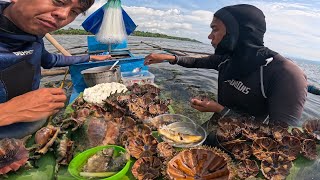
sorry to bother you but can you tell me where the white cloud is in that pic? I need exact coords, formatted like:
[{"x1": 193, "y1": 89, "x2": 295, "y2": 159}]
[
  {"x1": 184, "y1": 10, "x2": 213, "y2": 23},
  {"x1": 124, "y1": 6, "x2": 213, "y2": 41},
  {"x1": 248, "y1": 1, "x2": 320, "y2": 60},
  {"x1": 66, "y1": 0, "x2": 320, "y2": 60},
  {"x1": 68, "y1": 3, "x2": 212, "y2": 41},
  {"x1": 123, "y1": 6, "x2": 193, "y2": 32},
  {"x1": 85, "y1": 1, "x2": 106, "y2": 14}
]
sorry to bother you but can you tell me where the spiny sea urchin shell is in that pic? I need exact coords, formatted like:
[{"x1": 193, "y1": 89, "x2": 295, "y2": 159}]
[
  {"x1": 261, "y1": 152, "x2": 292, "y2": 180},
  {"x1": 302, "y1": 119, "x2": 320, "y2": 140},
  {"x1": 131, "y1": 156, "x2": 162, "y2": 180},
  {"x1": 166, "y1": 146, "x2": 235, "y2": 180},
  {"x1": 157, "y1": 142, "x2": 175, "y2": 159},
  {"x1": 237, "y1": 159, "x2": 259, "y2": 179}
]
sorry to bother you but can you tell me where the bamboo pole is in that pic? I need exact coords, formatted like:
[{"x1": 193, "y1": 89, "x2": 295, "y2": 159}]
[
  {"x1": 165, "y1": 50, "x2": 187, "y2": 56},
  {"x1": 41, "y1": 68, "x2": 68, "y2": 77},
  {"x1": 62, "y1": 40, "x2": 214, "y2": 57},
  {"x1": 53, "y1": 45, "x2": 88, "y2": 53},
  {"x1": 45, "y1": 34, "x2": 72, "y2": 56},
  {"x1": 43, "y1": 33, "x2": 71, "y2": 87},
  {"x1": 44, "y1": 33, "x2": 72, "y2": 125},
  {"x1": 141, "y1": 41, "x2": 213, "y2": 55},
  {"x1": 129, "y1": 48, "x2": 156, "y2": 51}
]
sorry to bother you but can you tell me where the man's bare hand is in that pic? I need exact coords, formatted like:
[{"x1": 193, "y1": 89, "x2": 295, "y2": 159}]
[
  {"x1": 90, "y1": 55, "x2": 112, "y2": 61},
  {"x1": 0, "y1": 88, "x2": 67, "y2": 126},
  {"x1": 144, "y1": 53, "x2": 175, "y2": 65},
  {"x1": 190, "y1": 98, "x2": 224, "y2": 113}
]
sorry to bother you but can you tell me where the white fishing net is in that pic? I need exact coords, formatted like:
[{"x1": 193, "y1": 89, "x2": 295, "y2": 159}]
[{"x1": 96, "y1": 0, "x2": 127, "y2": 44}]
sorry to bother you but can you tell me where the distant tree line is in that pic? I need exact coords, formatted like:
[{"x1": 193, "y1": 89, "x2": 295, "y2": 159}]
[
  {"x1": 131, "y1": 31, "x2": 200, "y2": 42},
  {"x1": 52, "y1": 28, "x2": 201, "y2": 43},
  {"x1": 52, "y1": 28, "x2": 92, "y2": 35}
]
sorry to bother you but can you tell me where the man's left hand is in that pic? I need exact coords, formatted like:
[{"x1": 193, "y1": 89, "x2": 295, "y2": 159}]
[
  {"x1": 190, "y1": 98, "x2": 224, "y2": 113},
  {"x1": 89, "y1": 55, "x2": 112, "y2": 61}
]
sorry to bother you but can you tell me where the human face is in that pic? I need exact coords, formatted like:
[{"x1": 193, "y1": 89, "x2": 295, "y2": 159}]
[
  {"x1": 4, "y1": 0, "x2": 85, "y2": 35},
  {"x1": 208, "y1": 17, "x2": 226, "y2": 48}
]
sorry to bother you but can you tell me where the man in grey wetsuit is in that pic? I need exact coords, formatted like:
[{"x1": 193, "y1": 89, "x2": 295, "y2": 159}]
[{"x1": 144, "y1": 4, "x2": 307, "y2": 133}]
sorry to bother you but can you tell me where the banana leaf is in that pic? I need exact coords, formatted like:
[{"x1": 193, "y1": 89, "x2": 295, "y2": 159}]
[
  {"x1": 5, "y1": 93, "x2": 319, "y2": 179},
  {"x1": 4, "y1": 152, "x2": 56, "y2": 180}
]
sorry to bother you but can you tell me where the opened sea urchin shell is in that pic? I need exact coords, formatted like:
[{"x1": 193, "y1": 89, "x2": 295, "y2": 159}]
[
  {"x1": 302, "y1": 119, "x2": 320, "y2": 140},
  {"x1": 237, "y1": 159, "x2": 259, "y2": 179},
  {"x1": 261, "y1": 152, "x2": 292, "y2": 180},
  {"x1": 252, "y1": 137, "x2": 278, "y2": 160},
  {"x1": 166, "y1": 147, "x2": 235, "y2": 180},
  {"x1": 301, "y1": 139, "x2": 318, "y2": 160},
  {"x1": 126, "y1": 134, "x2": 158, "y2": 159},
  {"x1": 131, "y1": 156, "x2": 162, "y2": 180},
  {"x1": 216, "y1": 124, "x2": 241, "y2": 142},
  {"x1": 223, "y1": 141, "x2": 252, "y2": 160}
]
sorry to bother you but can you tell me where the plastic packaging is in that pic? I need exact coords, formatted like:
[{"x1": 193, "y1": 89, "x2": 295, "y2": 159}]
[
  {"x1": 82, "y1": 4, "x2": 136, "y2": 35},
  {"x1": 96, "y1": 0, "x2": 127, "y2": 44}
]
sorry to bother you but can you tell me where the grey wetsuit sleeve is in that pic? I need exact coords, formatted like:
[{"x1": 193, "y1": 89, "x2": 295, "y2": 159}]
[
  {"x1": 176, "y1": 55, "x2": 228, "y2": 70},
  {"x1": 218, "y1": 107, "x2": 241, "y2": 118},
  {"x1": 266, "y1": 61, "x2": 308, "y2": 126}
]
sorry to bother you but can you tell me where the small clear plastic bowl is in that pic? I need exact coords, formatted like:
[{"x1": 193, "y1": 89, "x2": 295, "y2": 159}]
[
  {"x1": 147, "y1": 114, "x2": 207, "y2": 148},
  {"x1": 145, "y1": 114, "x2": 194, "y2": 128}
]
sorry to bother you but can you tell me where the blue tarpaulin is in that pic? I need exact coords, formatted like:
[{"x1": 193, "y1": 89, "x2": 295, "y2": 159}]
[{"x1": 82, "y1": 3, "x2": 137, "y2": 35}]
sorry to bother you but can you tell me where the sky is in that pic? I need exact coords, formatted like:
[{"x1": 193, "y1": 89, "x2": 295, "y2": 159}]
[{"x1": 3, "y1": 0, "x2": 318, "y2": 61}]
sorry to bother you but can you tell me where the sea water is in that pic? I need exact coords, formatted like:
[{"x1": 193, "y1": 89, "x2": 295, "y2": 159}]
[{"x1": 43, "y1": 35, "x2": 320, "y2": 122}]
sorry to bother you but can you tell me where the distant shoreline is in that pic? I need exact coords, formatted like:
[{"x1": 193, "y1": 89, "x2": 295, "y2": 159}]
[{"x1": 52, "y1": 28, "x2": 201, "y2": 43}]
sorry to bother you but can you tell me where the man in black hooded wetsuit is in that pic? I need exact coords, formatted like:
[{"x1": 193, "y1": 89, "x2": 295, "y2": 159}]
[{"x1": 144, "y1": 4, "x2": 307, "y2": 130}]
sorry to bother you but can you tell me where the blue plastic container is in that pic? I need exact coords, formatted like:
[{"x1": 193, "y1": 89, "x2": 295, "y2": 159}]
[
  {"x1": 87, "y1": 36, "x2": 128, "y2": 53},
  {"x1": 69, "y1": 56, "x2": 148, "y2": 103}
]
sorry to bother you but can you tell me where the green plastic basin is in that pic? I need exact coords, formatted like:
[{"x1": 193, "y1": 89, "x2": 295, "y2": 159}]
[{"x1": 68, "y1": 145, "x2": 132, "y2": 180}]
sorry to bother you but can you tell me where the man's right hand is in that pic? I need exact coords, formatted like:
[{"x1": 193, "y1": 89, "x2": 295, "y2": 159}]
[
  {"x1": 144, "y1": 53, "x2": 176, "y2": 65},
  {"x1": 190, "y1": 98, "x2": 224, "y2": 113},
  {"x1": 0, "y1": 88, "x2": 66, "y2": 126}
]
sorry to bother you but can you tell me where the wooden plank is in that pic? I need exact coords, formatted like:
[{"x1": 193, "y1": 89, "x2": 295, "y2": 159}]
[{"x1": 41, "y1": 69, "x2": 68, "y2": 77}]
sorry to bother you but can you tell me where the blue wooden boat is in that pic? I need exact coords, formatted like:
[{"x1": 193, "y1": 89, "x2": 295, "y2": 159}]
[
  {"x1": 68, "y1": 2, "x2": 147, "y2": 103},
  {"x1": 68, "y1": 36, "x2": 148, "y2": 103}
]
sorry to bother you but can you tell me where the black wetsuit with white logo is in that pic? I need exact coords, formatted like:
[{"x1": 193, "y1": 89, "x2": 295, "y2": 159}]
[{"x1": 175, "y1": 54, "x2": 307, "y2": 126}]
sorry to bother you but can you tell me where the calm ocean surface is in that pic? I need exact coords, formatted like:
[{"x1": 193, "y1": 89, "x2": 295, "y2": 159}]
[{"x1": 43, "y1": 35, "x2": 320, "y2": 122}]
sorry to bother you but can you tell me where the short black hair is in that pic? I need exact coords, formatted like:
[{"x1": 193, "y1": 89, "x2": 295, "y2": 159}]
[{"x1": 79, "y1": 0, "x2": 94, "y2": 13}]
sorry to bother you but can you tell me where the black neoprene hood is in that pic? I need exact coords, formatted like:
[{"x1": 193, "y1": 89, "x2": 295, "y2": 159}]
[
  {"x1": 212, "y1": 4, "x2": 277, "y2": 79},
  {"x1": 213, "y1": 4, "x2": 266, "y2": 54}
]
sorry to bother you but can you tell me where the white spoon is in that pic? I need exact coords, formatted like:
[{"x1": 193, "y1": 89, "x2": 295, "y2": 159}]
[
  {"x1": 109, "y1": 60, "x2": 120, "y2": 70},
  {"x1": 132, "y1": 67, "x2": 142, "y2": 73}
]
